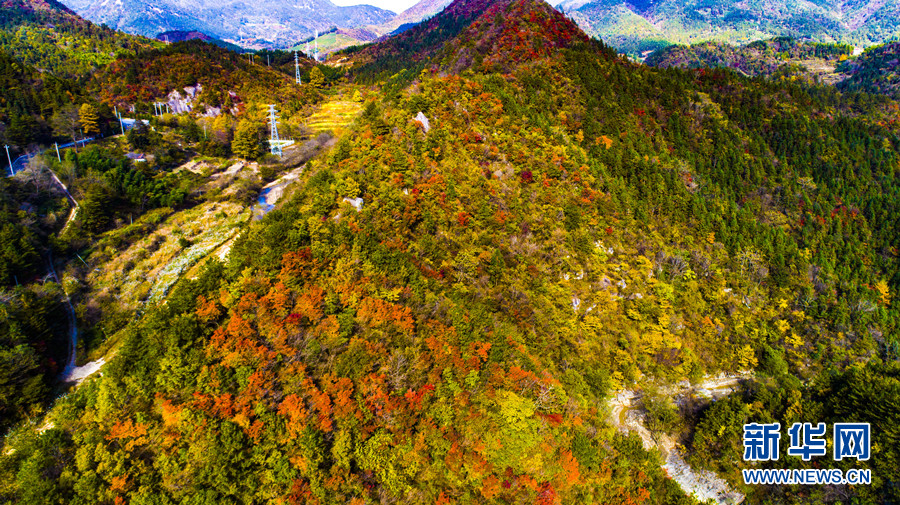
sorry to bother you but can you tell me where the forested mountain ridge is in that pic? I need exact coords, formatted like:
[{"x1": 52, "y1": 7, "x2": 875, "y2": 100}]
[
  {"x1": 645, "y1": 38, "x2": 854, "y2": 85},
  {"x1": 1, "y1": 0, "x2": 75, "y2": 16},
  {"x1": 558, "y1": 0, "x2": 900, "y2": 57},
  {"x1": 90, "y1": 41, "x2": 321, "y2": 115},
  {"x1": 0, "y1": 0, "x2": 155, "y2": 148},
  {"x1": 341, "y1": 0, "x2": 498, "y2": 81},
  {"x1": 0, "y1": 0, "x2": 157, "y2": 79},
  {"x1": 0, "y1": 0, "x2": 898, "y2": 503}
]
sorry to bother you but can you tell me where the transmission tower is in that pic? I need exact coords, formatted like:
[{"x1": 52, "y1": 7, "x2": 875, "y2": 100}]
[
  {"x1": 295, "y1": 52, "x2": 302, "y2": 85},
  {"x1": 267, "y1": 104, "x2": 294, "y2": 157},
  {"x1": 314, "y1": 30, "x2": 319, "y2": 62}
]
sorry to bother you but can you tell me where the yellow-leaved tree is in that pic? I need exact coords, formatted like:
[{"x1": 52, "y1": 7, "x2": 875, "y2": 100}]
[
  {"x1": 79, "y1": 103, "x2": 100, "y2": 135},
  {"x1": 875, "y1": 279, "x2": 891, "y2": 306}
]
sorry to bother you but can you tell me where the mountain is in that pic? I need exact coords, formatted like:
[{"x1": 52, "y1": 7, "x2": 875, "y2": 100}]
[
  {"x1": 645, "y1": 37, "x2": 854, "y2": 85},
  {"x1": 91, "y1": 39, "x2": 319, "y2": 114},
  {"x1": 558, "y1": 0, "x2": 900, "y2": 57},
  {"x1": 346, "y1": 0, "x2": 571, "y2": 81},
  {"x1": 376, "y1": 0, "x2": 454, "y2": 35},
  {"x1": 2, "y1": 0, "x2": 900, "y2": 502},
  {"x1": 283, "y1": 0, "x2": 458, "y2": 61},
  {"x1": 1, "y1": 0, "x2": 80, "y2": 26},
  {"x1": 58, "y1": 0, "x2": 396, "y2": 48},
  {"x1": 0, "y1": 0, "x2": 74, "y2": 15},
  {"x1": 0, "y1": 0, "x2": 156, "y2": 77}
]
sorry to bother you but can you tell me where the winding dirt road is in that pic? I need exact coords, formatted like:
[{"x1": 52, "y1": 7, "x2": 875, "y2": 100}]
[{"x1": 608, "y1": 373, "x2": 750, "y2": 504}]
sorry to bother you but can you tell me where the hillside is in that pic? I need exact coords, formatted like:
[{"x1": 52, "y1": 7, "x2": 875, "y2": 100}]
[
  {"x1": 645, "y1": 38, "x2": 854, "y2": 85},
  {"x1": 1, "y1": 0, "x2": 898, "y2": 503},
  {"x1": 0, "y1": 0, "x2": 74, "y2": 15},
  {"x1": 837, "y1": 41, "x2": 900, "y2": 98},
  {"x1": 0, "y1": 0, "x2": 156, "y2": 152},
  {"x1": 90, "y1": 40, "x2": 320, "y2": 113},
  {"x1": 558, "y1": 0, "x2": 900, "y2": 57},
  {"x1": 0, "y1": 0, "x2": 156, "y2": 77},
  {"x1": 343, "y1": 0, "x2": 574, "y2": 83}
]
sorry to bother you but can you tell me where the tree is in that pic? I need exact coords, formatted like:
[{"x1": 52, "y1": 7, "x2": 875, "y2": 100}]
[
  {"x1": 6, "y1": 115, "x2": 39, "y2": 147},
  {"x1": 51, "y1": 104, "x2": 81, "y2": 149},
  {"x1": 231, "y1": 120, "x2": 261, "y2": 160},
  {"x1": 80, "y1": 185, "x2": 112, "y2": 233},
  {"x1": 309, "y1": 67, "x2": 325, "y2": 89},
  {"x1": 127, "y1": 120, "x2": 155, "y2": 149},
  {"x1": 79, "y1": 103, "x2": 100, "y2": 136}
]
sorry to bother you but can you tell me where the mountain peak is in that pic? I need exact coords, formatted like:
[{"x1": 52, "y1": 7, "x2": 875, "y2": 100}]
[
  {"x1": 352, "y1": 0, "x2": 593, "y2": 78},
  {"x1": 447, "y1": 0, "x2": 592, "y2": 71}
]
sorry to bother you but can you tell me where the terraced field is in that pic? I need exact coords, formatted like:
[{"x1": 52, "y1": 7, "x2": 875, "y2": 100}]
[
  {"x1": 87, "y1": 201, "x2": 250, "y2": 310},
  {"x1": 304, "y1": 99, "x2": 362, "y2": 135}
]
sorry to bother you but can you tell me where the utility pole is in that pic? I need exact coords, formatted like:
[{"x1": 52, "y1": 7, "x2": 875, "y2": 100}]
[
  {"x1": 314, "y1": 31, "x2": 319, "y2": 62},
  {"x1": 295, "y1": 51, "x2": 302, "y2": 85},
  {"x1": 55, "y1": 142, "x2": 61, "y2": 162},
  {"x1": 4, "y1": 145, "x2": 12, "y2": 176}
]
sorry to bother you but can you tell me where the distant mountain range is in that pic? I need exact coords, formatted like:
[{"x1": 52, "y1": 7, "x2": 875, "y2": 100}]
[
  {"x1": 58, "y1": 0, "x2": 396, "y2": 47},
  {"x1": 558, "y1": 0, "x2": 900, "y2": 57},
  {"x1": 61, "y1": 0, "x2": 900, "y2": 56},
  {"x1": 286, "y1": 0, "x2": 455, "y2": 57},
  {"x1": 376, "y1": 0, "x2": 453, "y2": 35}
]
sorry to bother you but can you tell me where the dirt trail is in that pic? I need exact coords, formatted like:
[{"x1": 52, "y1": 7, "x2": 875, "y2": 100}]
[{"x1": 608, "y1": 373, "x2": 750, "y2": 504}]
